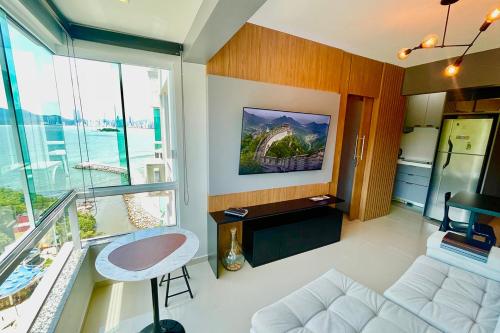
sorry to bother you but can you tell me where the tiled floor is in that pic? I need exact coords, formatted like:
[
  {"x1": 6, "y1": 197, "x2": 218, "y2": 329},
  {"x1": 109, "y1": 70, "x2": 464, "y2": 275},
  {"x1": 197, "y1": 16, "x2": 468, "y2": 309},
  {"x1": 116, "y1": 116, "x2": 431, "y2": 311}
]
[{"x1": 81, "y1": 205, "x2": 437, "y2": 333}]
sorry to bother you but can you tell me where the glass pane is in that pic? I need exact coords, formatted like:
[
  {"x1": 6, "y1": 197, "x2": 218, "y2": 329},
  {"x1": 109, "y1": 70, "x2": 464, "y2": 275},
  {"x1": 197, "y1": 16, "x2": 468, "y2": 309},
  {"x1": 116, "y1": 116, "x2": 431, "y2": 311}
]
[
  {"x1": 0, "y1": 210, "x2": 72, "y2": 332},
  {"x1": 72, "y1": 58, "x2": 129, "y2": 188},
  {"x1": 77, "y1": 190, "x2": 176, "y2": 240},
  {"x1": 51, "y1": 56, "x2": 84, "y2": 192},
  {"x1": 52, "y1": 57, "x2": 130, "y2": 191},
  {"x1": 0, "y1": 64, "x2": 31, "y2": 257},
  {"x1": 121, "y1": 65, "x2": 173, "y2": 185},
  {"x1": 6, "y1": 22, "x2": 68, "y2": 220}
]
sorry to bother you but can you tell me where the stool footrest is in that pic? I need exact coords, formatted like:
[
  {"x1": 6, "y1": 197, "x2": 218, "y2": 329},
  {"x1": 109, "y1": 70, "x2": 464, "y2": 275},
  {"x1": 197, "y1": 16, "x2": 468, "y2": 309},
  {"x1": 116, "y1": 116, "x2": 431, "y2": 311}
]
[{"x1": 161, "y1": 265, "x2": 193, "y2": 307}]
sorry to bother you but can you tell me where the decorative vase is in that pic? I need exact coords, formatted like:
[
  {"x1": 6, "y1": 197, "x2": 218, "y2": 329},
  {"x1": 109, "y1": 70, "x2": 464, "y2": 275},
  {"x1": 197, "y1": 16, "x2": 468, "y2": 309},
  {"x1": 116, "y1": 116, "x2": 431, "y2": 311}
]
[{"x1": 222, "y1": 227, "x2": 245, "y2": 271}]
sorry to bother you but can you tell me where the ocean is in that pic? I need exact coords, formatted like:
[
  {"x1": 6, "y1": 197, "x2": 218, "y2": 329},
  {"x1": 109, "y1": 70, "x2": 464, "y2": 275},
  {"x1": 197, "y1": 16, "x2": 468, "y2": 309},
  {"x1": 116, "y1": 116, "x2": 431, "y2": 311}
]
[{"x1": 0, "y1": 124, "x2": 158, "y2": 194}]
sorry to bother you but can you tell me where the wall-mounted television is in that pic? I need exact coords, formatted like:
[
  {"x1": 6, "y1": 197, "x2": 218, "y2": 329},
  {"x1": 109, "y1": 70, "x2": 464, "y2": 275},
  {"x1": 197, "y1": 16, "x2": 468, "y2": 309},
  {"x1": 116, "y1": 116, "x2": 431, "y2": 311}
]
[{"x1": 239, "y1": 107, "x2": 331, "y2": 175}]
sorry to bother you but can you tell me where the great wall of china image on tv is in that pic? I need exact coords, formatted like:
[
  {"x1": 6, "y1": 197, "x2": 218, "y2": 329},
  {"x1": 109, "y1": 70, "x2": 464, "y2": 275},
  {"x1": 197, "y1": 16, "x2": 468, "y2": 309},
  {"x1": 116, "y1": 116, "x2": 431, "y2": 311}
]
[{"x1": 239, "y1": 107, "x2": 331, "y2": 175}]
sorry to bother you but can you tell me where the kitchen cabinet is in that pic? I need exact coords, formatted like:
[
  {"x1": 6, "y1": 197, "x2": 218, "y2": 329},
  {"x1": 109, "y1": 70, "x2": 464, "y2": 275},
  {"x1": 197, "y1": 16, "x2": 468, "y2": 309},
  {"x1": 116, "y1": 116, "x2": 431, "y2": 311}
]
[
  {"x1": 405, "y1": 92, "x2": 446, "y2": 128},
  {"x1": 393, "y1": 163, "x2": 432, "y2": 208}
]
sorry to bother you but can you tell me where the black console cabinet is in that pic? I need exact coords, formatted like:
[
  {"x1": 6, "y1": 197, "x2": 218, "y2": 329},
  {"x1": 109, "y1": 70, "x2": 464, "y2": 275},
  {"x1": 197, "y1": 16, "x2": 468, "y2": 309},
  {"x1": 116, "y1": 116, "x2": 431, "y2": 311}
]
[
  {"x1": 207, "y1": 196, "x2": 343, "y2": 278},
  {"x1": 244, "y1": 206, "x2": 342, "y2": 267}
]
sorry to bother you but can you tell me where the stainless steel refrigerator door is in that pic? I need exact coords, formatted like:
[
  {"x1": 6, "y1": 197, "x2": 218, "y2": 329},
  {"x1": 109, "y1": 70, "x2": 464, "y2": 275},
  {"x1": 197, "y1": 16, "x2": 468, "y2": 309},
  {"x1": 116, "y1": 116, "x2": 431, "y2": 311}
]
[
  {"x1": 437, "y1": 119, "x2": 454, "y2": 153},
  {"x1": 424, "y1": 152, "x2": 485, "y2": 222},
  {"x1": 448, "y1": 118, "x2": 493, "y2": 155}
]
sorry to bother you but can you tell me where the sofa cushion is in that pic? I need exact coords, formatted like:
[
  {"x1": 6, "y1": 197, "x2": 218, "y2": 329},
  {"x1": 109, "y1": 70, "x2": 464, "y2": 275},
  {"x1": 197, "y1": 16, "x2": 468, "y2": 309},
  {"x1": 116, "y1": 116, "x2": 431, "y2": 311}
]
[
  {"x1": 251, "y1": 268, "x2": 440, "y2": 333},
  {"x1": 384, "y1": 255, "x2": 500, "y2": 333}
]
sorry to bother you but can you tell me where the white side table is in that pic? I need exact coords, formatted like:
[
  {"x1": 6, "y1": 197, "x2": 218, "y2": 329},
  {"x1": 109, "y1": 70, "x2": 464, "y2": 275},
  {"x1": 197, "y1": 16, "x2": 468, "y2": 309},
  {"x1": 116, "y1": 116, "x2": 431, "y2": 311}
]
[{"x1": 96, "y1": 227, "x2": 199, "y2": 333}]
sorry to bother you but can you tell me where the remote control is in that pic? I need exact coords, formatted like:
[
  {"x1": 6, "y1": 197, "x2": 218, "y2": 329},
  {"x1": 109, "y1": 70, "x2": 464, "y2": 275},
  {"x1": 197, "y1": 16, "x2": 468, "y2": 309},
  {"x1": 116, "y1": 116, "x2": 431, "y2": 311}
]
[{"x1": 224, "y1": 208, "x2": 249, "y2": 217}]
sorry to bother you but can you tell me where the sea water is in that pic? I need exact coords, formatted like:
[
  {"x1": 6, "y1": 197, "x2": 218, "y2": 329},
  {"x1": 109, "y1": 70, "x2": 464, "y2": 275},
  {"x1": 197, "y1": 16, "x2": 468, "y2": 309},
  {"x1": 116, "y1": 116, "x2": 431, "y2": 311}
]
[{"x1": 0, "y1": 124, "x2": 157, "y2": 193}]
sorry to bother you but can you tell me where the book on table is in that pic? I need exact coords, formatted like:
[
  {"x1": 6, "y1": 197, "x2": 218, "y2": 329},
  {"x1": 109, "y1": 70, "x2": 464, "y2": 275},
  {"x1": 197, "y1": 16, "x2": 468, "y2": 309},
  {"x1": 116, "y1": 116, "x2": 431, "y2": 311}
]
[{"x1": 440, "y1": 232, "x2": 491, "y2": 262}]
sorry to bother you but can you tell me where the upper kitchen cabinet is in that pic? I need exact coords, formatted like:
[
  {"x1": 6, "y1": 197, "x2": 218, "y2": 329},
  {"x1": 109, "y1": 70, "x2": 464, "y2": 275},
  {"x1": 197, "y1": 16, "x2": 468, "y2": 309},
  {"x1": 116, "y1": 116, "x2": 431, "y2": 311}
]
[
  {"x1": 475, "y1": 98, "x2": 500, "y2": 112},
  {"x1": 404, "y1": 92, "x2": 446, "y2": 128}
]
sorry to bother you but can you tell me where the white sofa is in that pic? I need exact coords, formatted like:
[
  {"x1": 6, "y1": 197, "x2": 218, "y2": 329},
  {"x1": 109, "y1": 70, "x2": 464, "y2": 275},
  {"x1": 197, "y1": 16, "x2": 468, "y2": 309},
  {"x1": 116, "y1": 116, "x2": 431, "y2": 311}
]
[{"x1": 251, "y1": 231, "x2": 500, "y2": 333}]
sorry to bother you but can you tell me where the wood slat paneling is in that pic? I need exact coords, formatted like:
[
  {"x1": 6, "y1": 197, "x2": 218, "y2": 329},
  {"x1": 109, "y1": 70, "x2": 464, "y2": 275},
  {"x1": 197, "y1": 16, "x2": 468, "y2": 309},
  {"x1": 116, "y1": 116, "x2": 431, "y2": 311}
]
[
  {"x1": 349, "y1": 97, "x2": 374, "y2": 220},
  {"x1": 348, "y1": 54, "x2": 384, "y2": 98},
  {"x1": 208, "y1": 183, "x2": 330, "y2": 212},
  {"x1": 360, "y1": 64, "x2": 406, "y2": 220},
  {"x1": 208, "y1": 23, "x2": 344, "y2": 92},
  {"x1": 207, "y1": 23, "x2": 406, "y2": 221},
  {"x1": 329, "y1": 53, "x2": 352, "y2": 195}
]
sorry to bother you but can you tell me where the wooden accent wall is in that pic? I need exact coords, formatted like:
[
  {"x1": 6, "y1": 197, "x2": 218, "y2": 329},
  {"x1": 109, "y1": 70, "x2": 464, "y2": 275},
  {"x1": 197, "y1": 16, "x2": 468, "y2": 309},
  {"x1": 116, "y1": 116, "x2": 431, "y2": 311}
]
[
  {"x1": 348, "y1": 55, "x2": 384, "y2": 98},
  {"x1": 208, "y1": 183, "x2": 330, "y2": 212},
  {"x1": 207, "y1": 23, "x2": 345, "y2": 92},
  {"x1": 360, "y1": 64, "x2": 406, "y2": 220},
  {"x1": 207, "y1": 23, "x2": 406, "y2": 220}
]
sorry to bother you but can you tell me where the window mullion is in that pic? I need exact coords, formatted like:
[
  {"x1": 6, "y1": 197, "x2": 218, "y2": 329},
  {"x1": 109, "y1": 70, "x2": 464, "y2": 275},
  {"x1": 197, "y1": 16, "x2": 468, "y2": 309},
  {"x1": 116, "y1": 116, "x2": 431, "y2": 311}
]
[
  {"x1": 117, "y1": 63, "x2": 132, "y2": 186},
  {"x1": 0, "y1": 11, "x2": 35, "y2": 226}
]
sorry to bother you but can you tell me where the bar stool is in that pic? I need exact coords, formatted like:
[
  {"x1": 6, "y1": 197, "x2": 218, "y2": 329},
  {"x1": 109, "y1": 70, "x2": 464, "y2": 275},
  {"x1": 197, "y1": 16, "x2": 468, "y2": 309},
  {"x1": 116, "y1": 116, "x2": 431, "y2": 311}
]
[{"x1": 159, "y1": 265, "x2": 193, "y2": 307}]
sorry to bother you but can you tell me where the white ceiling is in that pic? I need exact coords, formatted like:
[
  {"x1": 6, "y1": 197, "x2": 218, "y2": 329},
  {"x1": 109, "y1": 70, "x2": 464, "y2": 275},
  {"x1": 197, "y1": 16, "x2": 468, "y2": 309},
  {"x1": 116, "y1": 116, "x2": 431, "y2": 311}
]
[
  {"x1": 53, "y1": 0, "x2": 203, "y2": 43},
  {"x1": 249, "y1": 0, "x2": 500, "y2": 67}
]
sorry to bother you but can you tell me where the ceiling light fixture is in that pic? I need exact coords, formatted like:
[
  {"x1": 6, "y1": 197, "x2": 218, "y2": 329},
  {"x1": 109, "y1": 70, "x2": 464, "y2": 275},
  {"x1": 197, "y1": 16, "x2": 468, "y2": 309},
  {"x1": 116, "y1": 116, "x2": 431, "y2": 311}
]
[{"x1": 397, "y1": 1, "x2": 499, "y2": 77}]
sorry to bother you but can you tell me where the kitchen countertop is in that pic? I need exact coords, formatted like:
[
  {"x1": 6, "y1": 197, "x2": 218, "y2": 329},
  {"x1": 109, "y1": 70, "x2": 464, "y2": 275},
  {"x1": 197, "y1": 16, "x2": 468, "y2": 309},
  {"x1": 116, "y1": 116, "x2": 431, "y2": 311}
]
[{"x1": 397, "y1": 159, "x2": 433, "y2": 169}]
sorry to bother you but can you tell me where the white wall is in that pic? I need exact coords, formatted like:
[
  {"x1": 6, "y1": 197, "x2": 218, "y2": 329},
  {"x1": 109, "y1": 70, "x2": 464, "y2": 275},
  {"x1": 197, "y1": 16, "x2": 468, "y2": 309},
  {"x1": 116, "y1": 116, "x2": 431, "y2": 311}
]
[
  {"x1": 55, "y1": 252, "x2": 94, "y2": 333},
  {"x1": 177, "y1": 63, "x2": 209, "y2": 257},
  {"x1": 208, "y1": 75, "x2": 340, "y2": 195}
]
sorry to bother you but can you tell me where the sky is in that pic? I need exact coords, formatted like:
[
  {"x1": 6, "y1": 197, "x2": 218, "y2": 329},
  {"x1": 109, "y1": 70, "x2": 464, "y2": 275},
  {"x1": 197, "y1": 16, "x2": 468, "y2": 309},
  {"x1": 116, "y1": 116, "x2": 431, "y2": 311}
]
[
  {"x1": 6, "y1": 21, "x2": 168, "y2": 123},
  {"x1": 244, "y1": 107, "x2": 331, "y2": 125}
]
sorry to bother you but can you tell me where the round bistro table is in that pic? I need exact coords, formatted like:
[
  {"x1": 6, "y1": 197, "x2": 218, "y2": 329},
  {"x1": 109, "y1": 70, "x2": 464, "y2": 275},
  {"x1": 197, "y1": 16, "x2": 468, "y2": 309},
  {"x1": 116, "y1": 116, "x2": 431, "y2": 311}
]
[{"x1": 95, "y1": 227, "x2": 199, "y2": 333}]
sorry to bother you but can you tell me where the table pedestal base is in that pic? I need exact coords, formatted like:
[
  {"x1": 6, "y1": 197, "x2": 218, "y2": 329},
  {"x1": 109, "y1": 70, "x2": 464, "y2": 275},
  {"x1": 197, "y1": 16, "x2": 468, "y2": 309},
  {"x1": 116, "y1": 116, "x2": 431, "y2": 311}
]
[
  {"x1": 140, "y1": 319, "x2": 185, "y2": 333},
  {"x1": 146, "y1": 277, "x2": 185, "y2": 333}
]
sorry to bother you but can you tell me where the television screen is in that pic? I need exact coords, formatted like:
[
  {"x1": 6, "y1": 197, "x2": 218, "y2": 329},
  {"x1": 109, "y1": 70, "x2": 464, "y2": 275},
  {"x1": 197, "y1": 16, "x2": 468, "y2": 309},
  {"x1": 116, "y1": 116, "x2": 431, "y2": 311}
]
[{"x1": 239, "y1": 107, "x2": 331, "y2": 175}]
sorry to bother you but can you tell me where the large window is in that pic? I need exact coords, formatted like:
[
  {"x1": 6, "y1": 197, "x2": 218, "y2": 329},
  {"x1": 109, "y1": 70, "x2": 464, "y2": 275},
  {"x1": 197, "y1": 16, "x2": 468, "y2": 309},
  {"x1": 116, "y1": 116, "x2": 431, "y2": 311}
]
[
  {"x1": 1, "y1": 19, "x2": 179, "y2": 245},
  {"x1": 0, "y1": 9, "x2": 179, "y2": 331},
  {"x1": 0, "y1": 63, "x2": 30, "y2": 258},
  {"x1": 5, "y1": 22, "x2": 68, "y2": 221},
  {"x1": 53, "y1": 56, "x2": 129, "y2": 189},
  {"x1": 122, "y1": 64, "x2": 174, "y2": 185}
]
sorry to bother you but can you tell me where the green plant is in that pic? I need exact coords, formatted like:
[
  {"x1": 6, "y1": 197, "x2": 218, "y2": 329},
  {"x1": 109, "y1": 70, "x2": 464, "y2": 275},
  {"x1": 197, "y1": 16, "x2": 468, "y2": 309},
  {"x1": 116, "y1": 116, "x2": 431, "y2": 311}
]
[
  {"x1": 43, "y1": 257, "x2": 53, "y2": 269},
  {"x1": 0, "y1": 231, "x2": 13, "y2": 253},
  {"x1": 78, "y1": 211, "x2": 98, "y2": 239},
  {"x1": 31, "y1": 194, "x2": 57, "y2": 213},
  {"x1": 0, "y1": 187, "x2": 27, "y2": 215}
]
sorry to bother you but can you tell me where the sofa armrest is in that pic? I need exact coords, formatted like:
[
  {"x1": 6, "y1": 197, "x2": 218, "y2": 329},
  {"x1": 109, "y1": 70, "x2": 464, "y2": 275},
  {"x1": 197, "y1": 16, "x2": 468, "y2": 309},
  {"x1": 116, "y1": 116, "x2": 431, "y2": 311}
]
[{"x1": 427, "y1": 231, "x2": 500, "y2": 282}]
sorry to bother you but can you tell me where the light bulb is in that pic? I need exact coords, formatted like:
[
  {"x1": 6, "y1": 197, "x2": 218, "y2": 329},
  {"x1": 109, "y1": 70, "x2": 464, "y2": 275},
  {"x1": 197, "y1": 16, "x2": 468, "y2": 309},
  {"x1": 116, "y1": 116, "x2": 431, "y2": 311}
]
[
  {"x1": 486, "y1": 8, "x2": 500, "y2": 22},
  {"x1": 444, "y1": 64, "x2": 459, "y2": 77},
  {"x1": 421, "y1": 34, "x2": 439, "y2": 48},
  {"x1": 397, "y1": 48, "x2": 411, "y2": 60}
]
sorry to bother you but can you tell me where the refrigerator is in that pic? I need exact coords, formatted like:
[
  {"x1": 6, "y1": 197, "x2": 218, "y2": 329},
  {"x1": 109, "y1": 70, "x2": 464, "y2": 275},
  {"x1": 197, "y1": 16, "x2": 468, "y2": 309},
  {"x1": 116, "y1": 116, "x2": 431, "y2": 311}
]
[{"x1": 424, "y1": 117, "x2": 494, "y2": 222}]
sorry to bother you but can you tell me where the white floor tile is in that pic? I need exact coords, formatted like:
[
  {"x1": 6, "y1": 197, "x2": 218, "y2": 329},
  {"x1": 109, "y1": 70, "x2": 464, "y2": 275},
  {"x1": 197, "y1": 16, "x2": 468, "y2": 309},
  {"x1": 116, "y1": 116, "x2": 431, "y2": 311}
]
[{"x1": 81, "y1": 205, "x2": 437, "y2": 333}]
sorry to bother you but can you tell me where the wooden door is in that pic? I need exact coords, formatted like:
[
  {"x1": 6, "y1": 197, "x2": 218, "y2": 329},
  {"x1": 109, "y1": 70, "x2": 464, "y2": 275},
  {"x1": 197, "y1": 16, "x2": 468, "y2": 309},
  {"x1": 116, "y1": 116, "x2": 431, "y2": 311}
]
[
  {"x1": 349, "y1": 97, "x2": 373, "y2": 220},
  {"x1": 336, "y1": 95, "x2": 374, "y2": 220}
]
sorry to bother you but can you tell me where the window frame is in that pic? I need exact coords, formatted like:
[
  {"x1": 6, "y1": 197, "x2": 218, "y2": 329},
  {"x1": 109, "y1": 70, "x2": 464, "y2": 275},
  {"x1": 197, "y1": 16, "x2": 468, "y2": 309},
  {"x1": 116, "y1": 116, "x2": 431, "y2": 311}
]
[
  {"x1": 0, "y1": 8, "x2": 184, "y2": 330},
  {"x1": 65, "y1": 55, "x2": 181, "y2": 235},
  {"x1": 0, "y1": 9, "x2": 182, "y2": 270}
]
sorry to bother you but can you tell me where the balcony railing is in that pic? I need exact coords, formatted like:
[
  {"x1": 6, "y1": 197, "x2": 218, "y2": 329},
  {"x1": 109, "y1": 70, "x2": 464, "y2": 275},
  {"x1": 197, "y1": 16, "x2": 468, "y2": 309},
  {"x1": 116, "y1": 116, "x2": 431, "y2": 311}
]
[
  {"x1": 0, "y1": 189, "x2": 79, "y2": 332},
  {"x1": 0, "y1": 190, "x2": 79, "y2": 283}
]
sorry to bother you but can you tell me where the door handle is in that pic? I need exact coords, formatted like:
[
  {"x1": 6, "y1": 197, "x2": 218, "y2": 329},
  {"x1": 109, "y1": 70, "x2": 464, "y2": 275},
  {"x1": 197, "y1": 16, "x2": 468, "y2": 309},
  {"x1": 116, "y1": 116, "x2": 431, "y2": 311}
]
[
  {"x1": 359, "y1": 135, "x2": 366, "y2": 161},
  {"x1": 353, "y1": 134, "x2": 359, "y2": 163},
  {"x1": 442, "y1": 136, "x2": 453, "y2": 170}
]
